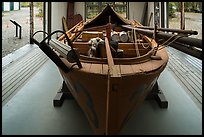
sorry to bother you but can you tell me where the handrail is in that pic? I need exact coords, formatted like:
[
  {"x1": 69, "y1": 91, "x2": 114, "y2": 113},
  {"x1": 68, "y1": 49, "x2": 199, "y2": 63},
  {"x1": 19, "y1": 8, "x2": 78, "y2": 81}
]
[{"x1": 10, "y1": 19, "x2": 22, "y2": 39}]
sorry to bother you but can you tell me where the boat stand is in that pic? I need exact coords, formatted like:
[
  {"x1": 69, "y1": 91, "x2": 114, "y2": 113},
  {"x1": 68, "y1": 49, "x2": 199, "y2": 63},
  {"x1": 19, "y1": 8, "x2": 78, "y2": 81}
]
[
  {"x1": 53, "y1": 81, "x2": 168, "y2": 108},
  {"x1": 146, "y1": 81, "x2": 168, "y2": 108},
  {"x1": 53, "y1": 81, "x2": 74, "y2": 107}
]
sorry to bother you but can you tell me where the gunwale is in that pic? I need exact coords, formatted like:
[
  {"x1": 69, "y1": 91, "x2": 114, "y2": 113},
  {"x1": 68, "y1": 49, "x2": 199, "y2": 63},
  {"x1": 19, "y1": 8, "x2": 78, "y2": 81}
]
[{"x1": 57, "y1": 46, "x2": 168, "y2": 76}]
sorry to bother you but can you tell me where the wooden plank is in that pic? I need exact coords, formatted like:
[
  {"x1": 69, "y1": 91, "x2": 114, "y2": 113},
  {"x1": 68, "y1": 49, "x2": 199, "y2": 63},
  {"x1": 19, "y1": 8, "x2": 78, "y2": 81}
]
[
  {"x1": 114, "y1": 65, "x2": 121, "y2": 76},
  {"x1": 169, "y1": 55, "x2": 200, "y2": 85},
  {"x1": 81, "y1": 62, "x2": 92, "y2": 72},
  {"x1": 130, "y1": 64, "x2": 143, "y2": 73},
  {"x1": 82, "y1": 31, "x2": 103, "y2": 41},
  {"x1": 184, "y1": 56, "x2": 202, "y2": 71},
  {"x1": 167, "y1": 48, "x2": 202, "y2": 75},
  {"x1": 104, "y1": 37, "x2": 121, "y2": 77},
  {"x1": 58, "y1": 20, "x2": 83, "y2": 41},
  {"x1": 169, "y1": 53, "x2": 202, "y2": 90},
  {"x1": 2, "y1": 51, "x2": 48, "y2": 103},
  {"x1": 104, "y1": 37, "x2": 114, "y2": 68},
  {"x1": 171, "y1": 46, "x2": 203, "y2": 70},
  {"x1": 89, "y1": 63, "x2": 103, "y2": 74},
  {"x1": 151, "y1": 48, "x2": 168, "y2": 71},
  {"x1": 80, "y1": 62, "x2": 87, "y2": 69},
  {"x1": 171, "y1": 55, "x2": 202, "y2": 88},
  {"x1": 120, "y1": 65, "x2": 134, "y2": 75},
  {"x1": 168, "y1": 57, "x2": 202, "y2": 96},
  {"x1": 140, "y1": 60, "x2": 153, "y2": 72},
  {"x1": 2, "y1": 48, "x2": 42, "y2": 79},
  {"x1": 170, "y1": 62, "x2": 202, "y2": 103},
  {"x1": 168, "y1": 58, "x2": 202, "y2": 103},
  {"x1": 2, "y1": 53, "x2": 46, "y2": 92},
  {"x1": 102, "y1": 64, "x2": 109, "y2": 75},
  {"x1": 167, "y1": 49, "x2": 202, "y2": 83}
]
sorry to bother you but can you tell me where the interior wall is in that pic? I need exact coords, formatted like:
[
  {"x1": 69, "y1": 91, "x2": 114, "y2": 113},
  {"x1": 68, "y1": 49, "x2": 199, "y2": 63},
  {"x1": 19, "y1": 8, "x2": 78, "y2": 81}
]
[
  {"x1": 147, "y1": 2, "x2": 155, "y2": 27},
  {"x1": 129, "y1": 2, "x2": 145, "y2": 23},
  {"x1": 74, "y1": 2, "x2": 85, "y2": 20},
  {"x1": 147, "y1": 2, "x2": 168, "y2": 28},
  {"x1": 48, "y1": 2, "x2": 168, "y2": 32},
  {"x1": 51, "y1": 2, "x2": 67, "y2": 32}
]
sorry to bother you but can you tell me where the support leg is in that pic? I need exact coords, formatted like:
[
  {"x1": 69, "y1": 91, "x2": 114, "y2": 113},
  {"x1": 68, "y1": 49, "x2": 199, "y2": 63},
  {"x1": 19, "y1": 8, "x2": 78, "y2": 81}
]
[
  {"x1": 53, "y1": 81, "x2": 74, "y2": 107},
  {"x1": 146, "y1": 81, "x2": 168, "y2": 108}
]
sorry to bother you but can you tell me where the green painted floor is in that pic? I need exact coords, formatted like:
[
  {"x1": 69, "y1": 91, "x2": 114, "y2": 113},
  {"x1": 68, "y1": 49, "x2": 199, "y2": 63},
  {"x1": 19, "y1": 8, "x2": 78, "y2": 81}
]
[{"x1": 2, "y1": 48, "x2": 202, "y2": 135}]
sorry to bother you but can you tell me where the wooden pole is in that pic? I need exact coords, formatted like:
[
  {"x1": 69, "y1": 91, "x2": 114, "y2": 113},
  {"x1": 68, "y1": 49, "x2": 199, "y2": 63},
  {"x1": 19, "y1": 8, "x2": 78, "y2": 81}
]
[
  {"x1": 43, "y1": 2, "x2": 46, "y2": 39},
  {"x1": 106, "y1": 16, "x2": 112, "y2": 42},
  {"x1": 137, "y1": 26, "x2": 198, "y2": 35},
  {"x1": 30, "y1": 2, "x2": 34, "y2": 44},
  {"x1": 122, "y1": 25, "x2": 202, "y2": 49},
  {"x1": 148, "y1": 12, "x2": 153, "y2": 26},
  {"x1": 181, "y1": 2, "x2": 185, "y2": 30}
]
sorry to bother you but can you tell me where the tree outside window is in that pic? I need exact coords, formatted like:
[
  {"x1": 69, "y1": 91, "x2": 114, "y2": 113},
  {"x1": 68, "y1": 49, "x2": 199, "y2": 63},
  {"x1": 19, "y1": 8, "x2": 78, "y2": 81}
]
[{"x1": 85, "y1": 2, "x2": 128, "y2": 20}]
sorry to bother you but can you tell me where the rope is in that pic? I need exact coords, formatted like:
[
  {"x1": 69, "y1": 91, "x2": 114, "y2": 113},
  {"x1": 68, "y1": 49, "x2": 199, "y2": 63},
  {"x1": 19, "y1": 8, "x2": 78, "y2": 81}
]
[
  {"x1": 157, "y1": 34, "x2": 189, "y2": 51},
  {"x1": 139, "y1": 34, "x2": 150, "y2": 49},
  {"x1": 133, "y1": 29, "x2": 140, "y2": 57}
]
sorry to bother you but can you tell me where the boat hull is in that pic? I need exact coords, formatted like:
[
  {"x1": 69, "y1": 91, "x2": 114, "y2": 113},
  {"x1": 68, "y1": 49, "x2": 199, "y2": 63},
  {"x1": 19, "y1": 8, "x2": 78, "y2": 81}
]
[{"x1": 58, "y1": 56, "x2": 167, "y2": 134}]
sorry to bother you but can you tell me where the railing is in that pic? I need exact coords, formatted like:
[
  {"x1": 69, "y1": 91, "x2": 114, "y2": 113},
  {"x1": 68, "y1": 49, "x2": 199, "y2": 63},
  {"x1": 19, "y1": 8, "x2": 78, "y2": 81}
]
[{"x1": 10, "y1": 19, "x2": 22, "y2": 39}]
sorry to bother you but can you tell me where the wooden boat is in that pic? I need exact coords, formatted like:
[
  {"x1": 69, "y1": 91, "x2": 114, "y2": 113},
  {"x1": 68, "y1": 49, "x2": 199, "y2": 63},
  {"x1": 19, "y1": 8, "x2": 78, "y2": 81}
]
[{"x1": 31, "y1": 5, "x2": 168, "y2": 135}]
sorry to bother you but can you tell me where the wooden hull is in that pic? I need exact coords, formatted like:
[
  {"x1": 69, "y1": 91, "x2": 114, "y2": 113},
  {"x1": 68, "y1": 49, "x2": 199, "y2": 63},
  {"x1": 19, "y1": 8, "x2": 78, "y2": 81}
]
[
  {"x1": 58, "y1": 47, "x2": 168, "y2": 135},
  {"x1": 31, "y1": 4, "x2": 170, "y2": 135}
]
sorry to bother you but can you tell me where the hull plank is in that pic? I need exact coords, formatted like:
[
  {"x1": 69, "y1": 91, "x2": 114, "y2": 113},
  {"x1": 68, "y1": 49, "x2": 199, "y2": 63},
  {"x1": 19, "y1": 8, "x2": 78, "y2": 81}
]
[
  {"x1": 61, "y1": 70, "x2": 108, "y2": 134},
  {"x1": 120, "y1": 65, "x2": 134, "y2": 75},
  {"x1": 102, "y1": 64, "x2": 109, "y2": 75},
  {"x1": 90, "y1": 63, "x2": 103, "y2": 74},
  {"x1": 131, "y1": 63, "x2": 143, "y2": 74}
]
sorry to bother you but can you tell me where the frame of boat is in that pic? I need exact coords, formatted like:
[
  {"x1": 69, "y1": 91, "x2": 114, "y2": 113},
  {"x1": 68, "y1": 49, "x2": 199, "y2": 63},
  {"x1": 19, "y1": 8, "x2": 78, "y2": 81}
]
[{"x1": 31, "y1": 5, "x2": 169, "y2": 135}]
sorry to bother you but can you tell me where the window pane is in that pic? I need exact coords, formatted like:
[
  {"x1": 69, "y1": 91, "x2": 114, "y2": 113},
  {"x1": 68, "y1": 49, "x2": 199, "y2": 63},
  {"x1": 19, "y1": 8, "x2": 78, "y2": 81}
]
[
  {"x1": 115, "y1": 2, "x2": 127, "y2": 5},
  {"x1": 86, "y1": 2, "x2": 128, "y2": 20},
  {"x1": 86, "y1": 2, "x2": 98, "y2": 5},
  {"x1": 87, "y1": 6, "x2": 99, "y2": 19},
  {"x1": 102, "y1": 2, "x2": 113, "y2": 6},
  {"x1": 114, "y1": 6, "x2": 127, "y2": 18}
]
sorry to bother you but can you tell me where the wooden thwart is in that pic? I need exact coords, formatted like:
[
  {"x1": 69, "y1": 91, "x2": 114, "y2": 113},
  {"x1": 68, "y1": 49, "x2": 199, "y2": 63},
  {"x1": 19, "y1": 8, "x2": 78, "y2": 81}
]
[{"x1": 104, "y1": 37, "x2": 121, "y2": 77}]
